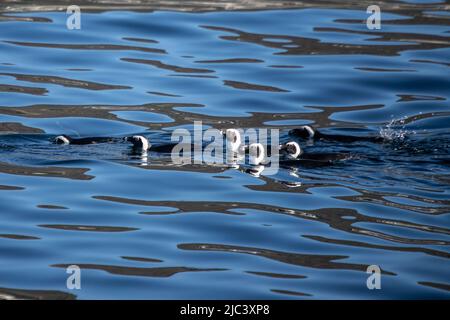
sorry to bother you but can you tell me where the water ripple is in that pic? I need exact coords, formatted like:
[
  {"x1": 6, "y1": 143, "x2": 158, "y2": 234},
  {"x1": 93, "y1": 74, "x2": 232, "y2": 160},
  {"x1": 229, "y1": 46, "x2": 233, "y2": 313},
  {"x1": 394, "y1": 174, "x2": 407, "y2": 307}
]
[{"x1": 0, "y1": 4, "x2": 449, "y2": 299}]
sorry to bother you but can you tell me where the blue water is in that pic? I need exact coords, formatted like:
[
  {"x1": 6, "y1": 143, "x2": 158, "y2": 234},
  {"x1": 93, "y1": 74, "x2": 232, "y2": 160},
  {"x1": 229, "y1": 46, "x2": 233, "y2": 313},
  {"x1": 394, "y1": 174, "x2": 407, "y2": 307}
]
[{"x1": 0, "y1": 5, "x2": 449, "y2": 299}]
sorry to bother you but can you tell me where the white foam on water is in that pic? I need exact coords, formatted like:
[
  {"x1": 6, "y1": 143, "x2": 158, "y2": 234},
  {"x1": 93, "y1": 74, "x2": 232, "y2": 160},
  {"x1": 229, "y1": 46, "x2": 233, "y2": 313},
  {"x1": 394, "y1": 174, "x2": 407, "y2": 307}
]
[{"x1": 380, "y1": 116, "x2": 416, "y2": 142}]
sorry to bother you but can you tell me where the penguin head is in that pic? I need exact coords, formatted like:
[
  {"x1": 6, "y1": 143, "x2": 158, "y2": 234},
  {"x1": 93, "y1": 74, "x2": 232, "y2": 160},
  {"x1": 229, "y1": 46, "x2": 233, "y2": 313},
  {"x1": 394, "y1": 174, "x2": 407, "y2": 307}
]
[
  {"x1": 249, "y1": 143, "x2": 265, "y2": 165},
  {"x1": 54, "y1": 135, "x2": 71, "y2": 145},
  {"x1": 290, "y1": 126, "x2": 315, "y2": 138},
  {"x1": 281, "y1": 141, "x2": 302, "y2": 159},
  {"x1": 125, "y1": 135, "x2": 149, "y2": 151},
  {"x1": 224, "y1": 129, "x2": 242, "y2": 152}
]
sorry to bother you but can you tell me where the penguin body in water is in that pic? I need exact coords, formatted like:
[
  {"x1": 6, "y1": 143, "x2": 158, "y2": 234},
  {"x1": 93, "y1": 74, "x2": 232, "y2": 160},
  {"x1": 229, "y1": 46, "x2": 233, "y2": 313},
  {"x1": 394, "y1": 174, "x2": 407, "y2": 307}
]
[
  {"x1": 220, "y1": 128, "x2": 351, "y2": 168},
  {"x1": 123, "y1": 136, "x2": 150, "y2": 151},
  {"x1": 263, "y1": 140, "x2": 353, "y2": 167},
  {"x1": 289, "y1": 126, "x2": 384, "y2": 143},
  {"x1": 280, "y1": 152, "x2": 353, "y2": 168},
  {"x1": 283, "y1": 140, "x2": 353, "y2": 166},
  {"x1": 54, "y1": 130, "x2": 353, "y2": 168},
  {"x1": 54, "y1": 134, "x2": 195, "y2": 154},
  {"x1": 55, "y1": 135, "x2": 155, "y2": 152},
  {"x1": 222, "y1": 128, "x2": 289, "y2": 159},
  {"x1": 275, "y1": 141, "x2": 351, "y2": 164},
  {"x1": 54, "y1": 135, "x2": 118, "y2": 145}
]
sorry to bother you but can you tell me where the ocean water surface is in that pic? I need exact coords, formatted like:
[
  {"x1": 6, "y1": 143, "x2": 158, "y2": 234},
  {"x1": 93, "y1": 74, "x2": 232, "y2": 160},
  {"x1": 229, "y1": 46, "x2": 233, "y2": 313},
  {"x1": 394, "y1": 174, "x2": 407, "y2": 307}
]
[{"x1": 0, "y1": 2, "x2": 449, "y2": 299}]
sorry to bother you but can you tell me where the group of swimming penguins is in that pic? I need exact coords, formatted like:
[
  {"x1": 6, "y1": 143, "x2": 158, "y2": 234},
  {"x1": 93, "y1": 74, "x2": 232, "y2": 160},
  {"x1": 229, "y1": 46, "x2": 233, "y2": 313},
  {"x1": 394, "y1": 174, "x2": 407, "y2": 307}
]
[{"x1": 54, "y1": 125, "x2": 384, "y2": 171}]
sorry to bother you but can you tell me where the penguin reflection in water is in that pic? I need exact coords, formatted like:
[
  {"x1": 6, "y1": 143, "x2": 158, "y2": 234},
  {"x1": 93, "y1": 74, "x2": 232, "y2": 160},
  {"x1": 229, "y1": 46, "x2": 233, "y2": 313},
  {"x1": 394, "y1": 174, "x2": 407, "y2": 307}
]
[
  {"x1": 277, "y1": 140, "x2": 353, "y2": 167},
  {"x1": 225, "y1": 142, "x2": 266, "y2": 177},
  {"x1": 54, "y1": 135, "x2": 119, "y2": 146}
]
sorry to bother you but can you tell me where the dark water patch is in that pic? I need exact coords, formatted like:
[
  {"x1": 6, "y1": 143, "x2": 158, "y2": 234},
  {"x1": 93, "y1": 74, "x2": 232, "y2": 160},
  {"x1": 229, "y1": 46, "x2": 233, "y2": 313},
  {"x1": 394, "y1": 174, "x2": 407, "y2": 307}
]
[
  {"x1": 0, "y1": 84, "x2": 47, "y2": 95},
  {"x1": 0, "y1": 14, "x2": 52, "y2": 23},
  {"x1": 0, "y1": 234, "x2": 40, "y2": 240},
  {"x1": 4, "y1": 0, "x2": 437, "y2": 13},
  {"x1": 246, "y1": 271, "x2": 306, "y2": 279},
  {"x1": 355, "y1": 67, "x2": 416, "y2": 72},
  {"x1": 0, "y1": 103, "x2": 203, "y2": 130},
  {"x1": 268, "y1": 65, "x2": 303, "y2": 68},
  {"x1": 303, "y1": 235, "x2": 450, "y2": 259},
  {"x1": 314, "y1": 27, "x2": 450, "y2": 54},
  {"x1": 0, "y1": 72, "x2": 131, "y2": 90},
  {"x1": 418, "y1": 281, "x2": 450, "y2": 292},
  {"x1": 334, "y1": 10, "x2": 450, "y2": 26},
  {"x1": 39, "y1": 224, "x2": 138, "y2": 232},
  {"x1": 271, "y1": 289, "x2": 312, "y2": 297},
  {"x1": 169, "y1": 74, "x2": 218, "y2": 79},
  {"x1": 178, "y1": 243, "x2": 396, "y2": 275},
  {"x1": 65, "y1": 68, "x2": 92, "y2": 72},
  {"x1": 93, "y1": 196, "x2": 242, "y2": 215},
  {"x1": 0, "y1": 122, "x2": 44, "y2": 133},
  {"x1": 140, "y1": 211, "x2": 180, "y2": 216},
  {"x1": 336, "y1": 190, "x2": 450, "y2": 215},
  {"x1": 0, "y1": 161, "x2": 94, "y2": 180},
  {"x1": 223, "y1": 80, "x2": 289, "y2": 92},
  {"x1": 410, "y1": 59, "x2": 450, "y2": 67},
  {"x1": 4, "y1": 41, "x2": 166, "y2": 54},
  {"x1": 396, "y1": 94, "x2": 446, "y2": 102},
  {"x1": 202, "y1": 24, "x2": 450, "y2": 56},
  {"x1": 122, "y1": 37, "x2": 158, "y2": 44},
  {"x1": 196, "y1": 58, "x2": 263, "y2": 63},
  {"x1": 147, "y1": 91, "x2": 182, "y2": 97},
  {"x1": 37, "y1": 204, "x2": 68, "y2": 210},
  {"x1": 121, "y1": 256, "x2": 163, "y2": 263},
  {"x1": 121, "y1": 58, "x2": 213, "y2": 73},
  {"x1": 52, "y1": 264, "x2": 225, "y2": 278},
  {"x1": 170, "y1": 74, "x2": 218, "y2": 79},
  {"x1": 111, "y1": 111, "x2": 174, "y2": 123},
  {"x1": 0, "y1": 287, "x2": 75, "y2": 300},
  {"x1": 0, "y1": 184, "x2": 24, "y2": 190},
  {"x1": 0, "y1": 103, "x2": 382, "y2": 131},
  {"x1": 93, "y1": 195, "x2": 450, "y2": 245},
  {"x1": 0, "y1": 1, "x2": 305, "y2": 14}
]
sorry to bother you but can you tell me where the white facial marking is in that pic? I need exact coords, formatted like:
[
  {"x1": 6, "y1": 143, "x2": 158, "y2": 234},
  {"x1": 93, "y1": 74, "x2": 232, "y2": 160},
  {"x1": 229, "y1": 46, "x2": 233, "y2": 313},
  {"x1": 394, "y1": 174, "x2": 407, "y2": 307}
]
[
  {"x1": 249, "y1": 143, "x2": 265, "y2": 165},
  {"x1": 304, "y1": 126, "x2": 315, "y2": 138},
  {"x1": 56, "y1": 136, "x2": 70, "y2": 145},
  {"x1": 226, "y1": 129, "x2": 241, "y2": 152},
  {"x1": 133, "y1": 135, "x2": 149, "y2": 151},
  {"x1": 286, "y1": 141, "x2": 301, "y2": 159}
]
